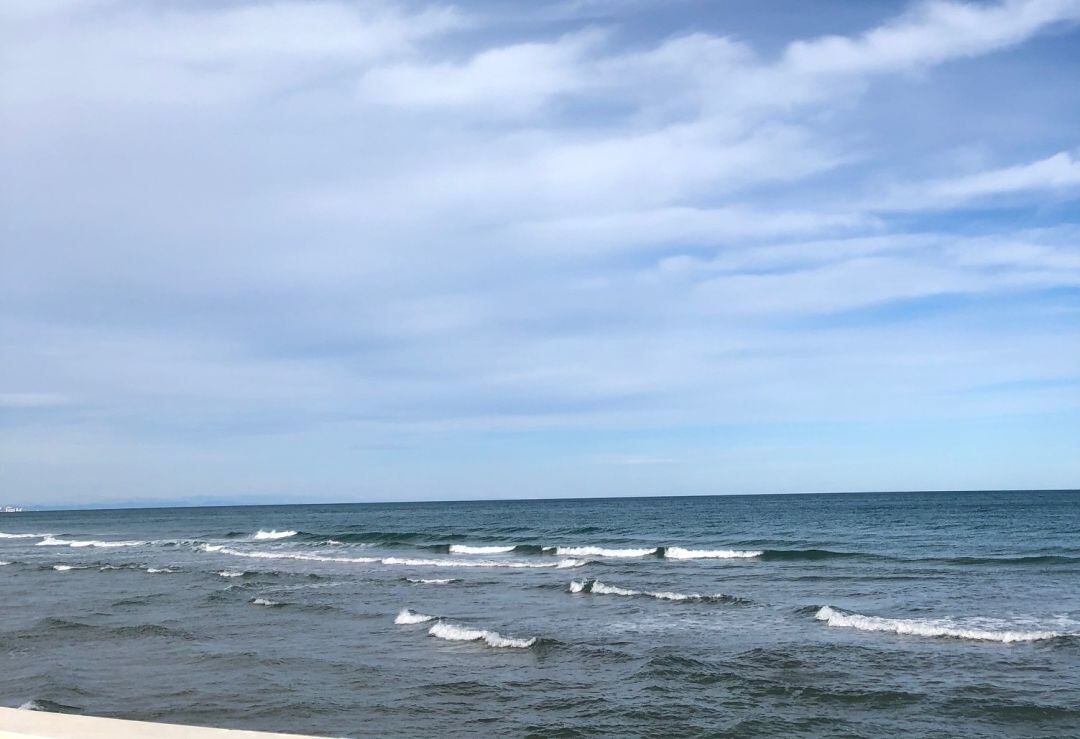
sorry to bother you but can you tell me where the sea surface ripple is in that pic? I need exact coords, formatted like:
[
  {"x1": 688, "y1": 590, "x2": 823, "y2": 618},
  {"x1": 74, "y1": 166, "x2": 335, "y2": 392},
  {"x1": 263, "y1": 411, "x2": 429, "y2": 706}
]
[{"x1": 1, "y1": 490, "x2": 1078, "y2": 737}]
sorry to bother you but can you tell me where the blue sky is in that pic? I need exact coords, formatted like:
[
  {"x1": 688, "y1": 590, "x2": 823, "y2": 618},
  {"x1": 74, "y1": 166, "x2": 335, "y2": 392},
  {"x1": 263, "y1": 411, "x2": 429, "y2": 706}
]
[{"x1": 2, "y1": 0, "x2": 1079, "y2": 506}]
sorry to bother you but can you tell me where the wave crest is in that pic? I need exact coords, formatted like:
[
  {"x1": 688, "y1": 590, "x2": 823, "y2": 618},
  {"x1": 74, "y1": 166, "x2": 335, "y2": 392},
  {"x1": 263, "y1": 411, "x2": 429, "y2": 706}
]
[
  {"x1": 814, "y1": 606, "x2": 1067, "y2": 643},
  {"x1": 251, "y1": 598, "x2": 284, "y2": 607},
  {"x1": 36, "y1": 536, "x2": 146, "y2": 549},
  {"x1": 395, "y1": 608, "x2": 437, "y2": 624},
  {"x1": 427, "y1": 621, "x2": 536, "y2": 649},
  {"x1": 448, "y1": 545, "x2": 516, "y2": 554},
  {"x1": 201, "y1": 544, "x2": 584, "y2": 569},
  {"x1": 570, "y1": 579, "x2": 744, "y2": 603},
  {"x1": 663, "y1": 547, "x2": 762, "y2": 559},
  {"x1": 252, "y1": 530, "x2": 298, "y2": 540},
  {"x1": 550, "y1": 546, "x2": 657, "y2": 558}
]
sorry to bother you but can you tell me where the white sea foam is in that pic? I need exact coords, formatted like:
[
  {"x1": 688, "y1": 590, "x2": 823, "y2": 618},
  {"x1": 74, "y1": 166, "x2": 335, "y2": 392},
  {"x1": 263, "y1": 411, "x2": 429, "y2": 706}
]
[
  {"x1": 201, "y1": 544, "x2": 583, "y2": 569},
  {"x1": 449, "y1": 545, "x2": 516, "y2": 554},
  {"x1": 0, "y1": 561, "x2": 10, "y2": 566},
  {"x1": 18, "y1": 701, "x2": 45, "y2": 711},
  {"x1": 427, "y1": 621, "x2": 536, "y2": 648},
  {"x1": 590, "y1": 581, "x2": 640, "y2": 596},
  {"x1": 37, "y1": 536, "x2": 146, "y2": 549},
  {"x1": 395, "y1": 608, "x2": 437, "y2": 624},
  {"x1": 571, "y1": 579, "x2": 721, "y2": 602},
  {"x1": 218, "y1": 570, "x2": 246, "y2": 578},
  {"x1": 145, "y1": 568, "x2": 175, "y2": 574},
  {"x1": 406, "y1": 577, "x2": 459, "y2": 584},
  {"x1": 52, "y1": 565, "x2": 78, "y2": 571},
  {"x1": 814, "y1": 606, "x2": 1064, "y2": 643},
  {"x1": 0, "y1": 532, "x2": 48, "y2": 539},
  {"x1": 381, "y1": 555, "x2": 585, "y2": 569},
  {"x1": 252, "y1": 530, "x2": 297, "y2": 540},
  {"x1": 251, "y1": 598, "x2": 282, "y2": 606},
  {"x1": 200, "y1": 544, "x2": 378, "y2": 564},
  {"x1": 550, "y1": 546, "x2": 657, "y2": 558},
  {"x1": 663, "y1": 547, "x2": 763, "y2": 559}
]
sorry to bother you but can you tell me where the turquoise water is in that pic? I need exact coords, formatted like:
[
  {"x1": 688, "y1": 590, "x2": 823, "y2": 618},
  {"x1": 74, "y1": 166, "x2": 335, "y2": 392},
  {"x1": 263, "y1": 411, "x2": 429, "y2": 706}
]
[{"x1": 1, "y1": 490, "x2": 1078, "y2": 737}]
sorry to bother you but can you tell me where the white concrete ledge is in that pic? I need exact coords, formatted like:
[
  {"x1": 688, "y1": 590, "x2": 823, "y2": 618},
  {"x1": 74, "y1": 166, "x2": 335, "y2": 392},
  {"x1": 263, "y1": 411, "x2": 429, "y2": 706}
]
[{"x1": 0, "y1": 708, "x2": 320, "y2": 739}]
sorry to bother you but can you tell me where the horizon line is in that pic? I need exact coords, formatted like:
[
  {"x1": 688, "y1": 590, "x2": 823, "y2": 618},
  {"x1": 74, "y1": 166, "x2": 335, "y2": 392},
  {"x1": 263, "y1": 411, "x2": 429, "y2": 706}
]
[{"x1": 11, "y1": 488, "x2": 1078, "y2": 514}]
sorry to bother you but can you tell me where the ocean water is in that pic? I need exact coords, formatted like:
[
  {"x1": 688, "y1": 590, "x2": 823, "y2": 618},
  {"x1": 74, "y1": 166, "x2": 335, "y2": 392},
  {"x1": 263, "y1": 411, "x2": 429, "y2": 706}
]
[{"x1": 1, "y1": 490, "x2": 1078, "y2": 738}]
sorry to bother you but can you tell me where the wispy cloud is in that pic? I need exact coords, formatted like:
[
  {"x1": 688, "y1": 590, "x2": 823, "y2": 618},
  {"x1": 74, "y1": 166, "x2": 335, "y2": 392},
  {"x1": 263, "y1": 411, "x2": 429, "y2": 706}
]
[{"x1": 2, "y1": 0, "x2": 1078, "y2": 502}]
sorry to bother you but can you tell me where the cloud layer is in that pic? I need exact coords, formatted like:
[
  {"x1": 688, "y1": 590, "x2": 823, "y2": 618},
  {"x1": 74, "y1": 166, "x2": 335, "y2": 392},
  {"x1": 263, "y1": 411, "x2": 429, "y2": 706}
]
[{"x1": 2, "y1": 0, "x2": 1079, "y2": 504}]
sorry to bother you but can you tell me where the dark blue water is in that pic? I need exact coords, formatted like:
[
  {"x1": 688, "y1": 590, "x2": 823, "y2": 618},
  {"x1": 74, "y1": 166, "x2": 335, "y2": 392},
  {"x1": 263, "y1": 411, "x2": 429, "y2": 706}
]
[{"x1": 2, "y1": 491, "x2": 1078, "y2": 737}]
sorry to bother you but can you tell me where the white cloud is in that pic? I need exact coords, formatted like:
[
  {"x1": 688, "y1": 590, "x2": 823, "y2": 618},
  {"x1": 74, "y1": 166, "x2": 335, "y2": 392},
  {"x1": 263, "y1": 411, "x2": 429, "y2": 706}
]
[
  {"x1": 783, "y1": 0, "x2": 1080, "y2": 76},
  {"x1": 878, "y1": 151, "x2": 1080, "y2": 209},
  {"x1": 2, "y1": 0, "x2": 1080, "y2": 500},
  {"x1": 359, "y1": 30, "x2": 604, "y2": 115}
]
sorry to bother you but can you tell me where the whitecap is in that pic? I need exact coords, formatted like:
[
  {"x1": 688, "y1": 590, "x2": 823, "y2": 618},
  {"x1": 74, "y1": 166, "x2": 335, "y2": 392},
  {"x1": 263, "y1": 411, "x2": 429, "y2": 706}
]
[
  {"x1": 406, "y1": 577, "x2": 459, "y2": 584},
  {"x1": 252, "y1": 529, "x2": 298, "y2": 541},
  {"x1": 395, "y1": 608, "x2": 437, "y2": 624},
  {"x1": 145, "y1": 568, "x2": 175, "y2": 574},
  {"x1": 571, "y1": 579, "x2": 724, "y2": 602},
  {"x1": 217, "y1": 570, "x2": 246, "y2": 578},
  {"x1": 0, "y1": 532, "x2": 48, "y2": 539},
  {"x1": 428, "y1": 621, "x2": 536, "y2": 649},
  {"x1": 0, "y1": 561, "x2": 11, "y2": 566},
  {"x1": 663, "y1": 547, "x2": 762, "y2": 559},
  {"x1": 201, "y1": 544, "x2": 378, "y2": 564},
  {"x1": 381, "y1": 556, "x2": 584, "y2": 569},
  {"x1": 590, "y1": 580, "x2": 640, "y2": 596},
  {"x1": 201, "y1": 544, "x2": 584, "y2": 569},
  {"x1": 52, "y1": 565, "x2": 78, "y2": 571},
  {"x1": 37, "y1": 536, "x2": 146, "y2": 549},
  {"x1": 814, "y1": 606, "x2": 1064, "y2": 643},
  {"x1": 448, "y1": 545, "x2": 515, "y2": 555},
  {"x1": 550, "y1": 546, "x2": 657, "y2": 558},
  {"x1": 251, "y1": 598, "x2": 282, "y2": 607}
]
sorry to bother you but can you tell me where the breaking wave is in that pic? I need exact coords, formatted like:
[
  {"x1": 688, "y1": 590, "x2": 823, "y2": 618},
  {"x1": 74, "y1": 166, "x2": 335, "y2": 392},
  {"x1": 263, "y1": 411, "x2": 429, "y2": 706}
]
[
  {"x1": 36, "y1": 536, "x2": 146, "y2": 549},
  {"x1": 380, "y1": 556, "x2": 585, "y2": 569},
  {"x1": 200, "y1": 544, "x2": 584, "y2": 569},
  {"x1": 427, "y1": 621, "x2": 537, "y2": 649},
  {"x1": 395, "y1": 608, "x2": 437, "y2": 624},
  {"x1": 570, "y1": 579, "x2": 746, "y2": 603},
  {"x1": 405, "y1": 577, "x2": 460, "y2": 584},
  {"x1": 814, "y1": 606, "x2": 1068, "y2": 643},
  {"x1": 663, "y1": 547, "x2": 763, "y2": 559},
  {"x1": 251, "y1": 598, "x2": 284, "y2": 607},
  {"x1": 145, "y1": 568, "x2": 175, "y2": 574},
  {"x1": 252, "y1": 530, "x2": 298, "y2": 541},
  {"x1": 218, "y1": 570, "x2": 247, "y2": 578},
  {"x1": 19, "y1": 699, "x2": 82, "y2": 714},
  {"x1": 550, "y1": 546, "x2": 658, "y2": 558},
  {"x1": 0, "y1": 532, "x2": 48, "y2": 539},
  {"x1": 449, "y1": 545, "x2": 516, "y2": 554}
]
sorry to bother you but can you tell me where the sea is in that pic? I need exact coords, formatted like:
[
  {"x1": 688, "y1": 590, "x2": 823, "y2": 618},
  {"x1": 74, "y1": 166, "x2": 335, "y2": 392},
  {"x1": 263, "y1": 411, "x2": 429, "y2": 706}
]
[{"x1": 1, "y1": 490, "x2": 1078, "y2": 738}]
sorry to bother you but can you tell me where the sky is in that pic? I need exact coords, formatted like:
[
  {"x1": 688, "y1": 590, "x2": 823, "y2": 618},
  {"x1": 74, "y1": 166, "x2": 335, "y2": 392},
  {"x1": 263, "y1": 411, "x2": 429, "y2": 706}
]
[{"x1": 2, "y1": 0, "x2": 1079, "y2": 507}]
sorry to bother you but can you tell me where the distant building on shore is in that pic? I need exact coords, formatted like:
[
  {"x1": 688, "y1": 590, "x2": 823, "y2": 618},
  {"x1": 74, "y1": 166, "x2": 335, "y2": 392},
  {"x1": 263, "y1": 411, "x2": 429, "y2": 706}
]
[{"x1": 1, "y1": 505, "x2": 24, "y2": 513}]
